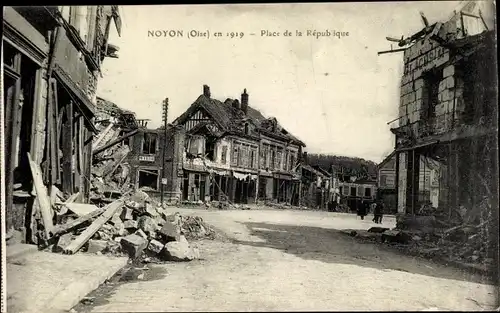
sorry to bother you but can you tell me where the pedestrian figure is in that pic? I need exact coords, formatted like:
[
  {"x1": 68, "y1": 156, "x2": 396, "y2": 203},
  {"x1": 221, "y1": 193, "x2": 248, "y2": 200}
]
[
  {"x1": 374, "y1": 200, "x2": 384, "y2": 224},
  {"x1": 332, "y1": 199, "x2": 338, "y2": 212},
  {"x1": 357, "y1": 200, "x2": 368, "y2": 220}
]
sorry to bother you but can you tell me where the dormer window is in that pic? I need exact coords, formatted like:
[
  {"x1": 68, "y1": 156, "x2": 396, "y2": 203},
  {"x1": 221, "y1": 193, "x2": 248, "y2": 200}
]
[{"x1": 244, "y1": 123, "x2": 249, "y2": 135}]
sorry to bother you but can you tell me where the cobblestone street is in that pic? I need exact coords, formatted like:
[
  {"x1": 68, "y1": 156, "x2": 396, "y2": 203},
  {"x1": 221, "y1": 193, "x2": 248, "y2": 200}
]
[{"x1": 76, "y1": 209, "x2": 497, "y2": 312}]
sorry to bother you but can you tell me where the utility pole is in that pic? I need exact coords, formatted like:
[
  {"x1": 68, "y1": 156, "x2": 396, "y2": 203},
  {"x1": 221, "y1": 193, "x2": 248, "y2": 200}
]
[{"x1": 160, "y1": 98, "x2": 169, "y2": 205}]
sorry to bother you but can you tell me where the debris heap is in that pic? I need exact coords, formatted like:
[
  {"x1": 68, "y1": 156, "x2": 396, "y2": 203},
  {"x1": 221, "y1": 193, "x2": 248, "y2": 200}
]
[
  {"x1": 342, "y1": 198, "x2": 494, "y2": 272},
  {"x1": 44, "y1": 189, "x2": 217, "y2": 263}
]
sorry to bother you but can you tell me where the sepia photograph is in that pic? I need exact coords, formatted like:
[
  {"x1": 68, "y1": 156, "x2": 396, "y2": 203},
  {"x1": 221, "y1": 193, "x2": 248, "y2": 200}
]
[{"x1": 1, "y1": 2, "x2": 498, "y2": 312}]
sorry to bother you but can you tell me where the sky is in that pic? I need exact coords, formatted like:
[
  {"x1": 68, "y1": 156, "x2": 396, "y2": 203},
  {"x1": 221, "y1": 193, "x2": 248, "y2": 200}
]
[{"x1": 97, "y1": 1, "x2": 467, "y2": 163}]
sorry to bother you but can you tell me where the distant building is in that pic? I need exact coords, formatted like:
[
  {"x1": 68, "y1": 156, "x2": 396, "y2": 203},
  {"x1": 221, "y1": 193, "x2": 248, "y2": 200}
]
[
  {"x1": 171, "y1": 85, "x2": 306, "y2": 205},
  {"x1": 377, "y1": 151, "x2": 397, "y2": 213},
  {"x1": 338, "y1": 177, "x2": 377, "y2": 212}
]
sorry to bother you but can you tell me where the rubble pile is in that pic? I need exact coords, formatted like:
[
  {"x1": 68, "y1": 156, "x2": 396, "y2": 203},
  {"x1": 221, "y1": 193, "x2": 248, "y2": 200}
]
[
  {"x1": 344, "y1": 198, "x2": 494, "y2": 271},
  {"x1": 43, "y1": 189, "x2": 217, "y2": 263}
]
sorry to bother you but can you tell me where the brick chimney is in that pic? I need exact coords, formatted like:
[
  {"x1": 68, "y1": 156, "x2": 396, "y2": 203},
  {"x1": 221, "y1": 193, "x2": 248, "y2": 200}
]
[
  {"x1": 241, "y1": 89, "x2": 249, "y2": 114},
  {"x1": 203, "y1": 85, "x2": 211, "y2": 98}
]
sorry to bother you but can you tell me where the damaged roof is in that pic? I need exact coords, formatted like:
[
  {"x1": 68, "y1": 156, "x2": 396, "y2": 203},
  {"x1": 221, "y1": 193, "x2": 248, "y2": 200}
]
[
  {"x1": 174, "y1": 92, "x2": 306, "y2": 147},
  {"x1": 96, "y1": 96, "x2": 138, "y2": 129}
]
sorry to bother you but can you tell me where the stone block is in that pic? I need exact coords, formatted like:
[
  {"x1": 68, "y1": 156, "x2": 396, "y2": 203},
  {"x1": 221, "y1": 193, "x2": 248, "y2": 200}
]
[
  {"x1": 110, "y1": 212, "x2": 122, "y2": 226},
  {"x1": 414, "y1": 78, "x2": 425, "y2": 90},
  {"x1": 155, "y1": 216, "x2": 167, "y2": 227},
  {"x1": 368, "y1": 227, "x2": 389, "y2": 233},
  {"x1": 443, "y1": 65, "x2": 455, "y2": 77},
  {"x1": 124, "y1": 220, "x2": 138, "y2": 230},
  {"x1": 161, "y1": 241, "x2": 195, "y2": 262},
  {"x1": 439, "y1": 80, "x2": 447, "y2": 92},
  {"x1": 115, "y1": 221, "x2": 127, "y2": 237},
  {"x1": 446, "y1": 76, "x2": 455, "y2": 89},
  {"x1": 135, "y1": 229, "x2": 148, "y2": 240},
  {"x1": 145, "y1": 203, "x2": 159, "y2": 218},
  {"x1": 87, "y1": 239, "x2": 108, "y2": 254},
  {"x1": 54, "y1": 233, "x2": 73, "y2": 253},
  {"x1": 120, "y1": 234, "x2": 148, "y2": 259},
  {"x1": 147, "y1": 239, "x2": 165, "y2": 254},
  {"x1": 415, "y1": 87, "x2": 423, "y2": 100},
  {"x1": 158, "y1": 222, "x2": 181, "y2": 243},
  {"x1": 401, "y1": 83, "x2": 413, "y2": 96},
  {"x1": 435, "y1": 102, "x2": 447, "y2": 115},
  {"x1": 137, "y1": 216, "x2": 157, "y2": 237},
  {"x1": 120, "y1": 208, "x2": 134, "y2": 220}
]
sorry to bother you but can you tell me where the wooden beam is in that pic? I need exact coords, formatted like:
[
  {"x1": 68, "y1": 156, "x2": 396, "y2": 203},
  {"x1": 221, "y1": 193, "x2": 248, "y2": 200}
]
[
  {"x1": 44, "y1": 80, "x2": 53, "y2": 183},
  {"x1": 93, "y1": 129, "x2": 139, "y2": 155},
  {"x1": 52, "y1": 79, "x2": 61, "y2": 184},
  {"x1": 378, "y1": 48, "x2": 406, "y2": 55},
  {"x1": 49, "y1": 78, "x2": 58, "y2": 184},
  {"x1": 50, "y1": 205, "x2": 106, "y2": 237},
  {"x1": 78, "y1": 116, "x2": 85, "y2": 196},
  {"x1": 63, "y1": 199, "x2": 124, "y2": 254},
  {"x1": 92, "y1": 122, "x2": 114, "y2": 150},
  {"x1": 28, "y1": 152, "x2": 54, "y2": 238},
  {"x1": 62, "y1": 100, "x2": 74, "y2": 195},
  {"x1": 478, "y1": 9, "x2": 489, "y2": 31}
]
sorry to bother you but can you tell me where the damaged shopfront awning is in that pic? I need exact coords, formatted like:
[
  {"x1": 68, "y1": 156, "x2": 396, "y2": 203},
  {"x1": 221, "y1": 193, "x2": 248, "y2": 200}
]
[
  {"x1": 207, "y1": 168, "x2": 230, "y2": 176},
  {"x1": 232, "y1": 171, "x2": 258, "y2": 181},
  {"x1": 273, "y1": 172, "x2": 294, "y2": 181}
]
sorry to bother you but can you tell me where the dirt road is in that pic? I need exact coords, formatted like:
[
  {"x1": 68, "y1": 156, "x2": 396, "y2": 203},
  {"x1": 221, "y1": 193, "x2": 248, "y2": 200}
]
[{"x1": 76, "y1": 208, "x2": 497, "y2": 312}]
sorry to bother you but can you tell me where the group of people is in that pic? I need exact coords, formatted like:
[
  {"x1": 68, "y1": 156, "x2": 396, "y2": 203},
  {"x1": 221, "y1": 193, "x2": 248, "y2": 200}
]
[{"x1": 357, "y1": 199, "x2": 384, "y2": 224}]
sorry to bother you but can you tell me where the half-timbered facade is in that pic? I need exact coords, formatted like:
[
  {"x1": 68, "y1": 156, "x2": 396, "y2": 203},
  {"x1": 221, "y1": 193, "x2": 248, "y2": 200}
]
[{"x1": 172, "y1": 85, "x2": 306, "y2": 205}]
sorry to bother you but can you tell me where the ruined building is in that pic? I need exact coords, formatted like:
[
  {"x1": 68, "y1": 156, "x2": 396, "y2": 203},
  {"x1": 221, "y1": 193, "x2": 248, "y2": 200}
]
[
  {"x1": 389, "y1": 2, "x2": 497, "y2": 218},
  {"x1": 3, "y1": 6, "x2": 121, "y2": 240},
  {"x1": 171, "y1": 85, "x2": 306, "y2": 205}
]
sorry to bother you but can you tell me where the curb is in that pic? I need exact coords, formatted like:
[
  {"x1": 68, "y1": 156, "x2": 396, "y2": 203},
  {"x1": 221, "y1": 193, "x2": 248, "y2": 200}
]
[
  {"x1": 6, "y1": 244, "x2": 38, "y2": 260},
  {"x1": 43, "y1": 257, "x2": 129, "y2": 312}
]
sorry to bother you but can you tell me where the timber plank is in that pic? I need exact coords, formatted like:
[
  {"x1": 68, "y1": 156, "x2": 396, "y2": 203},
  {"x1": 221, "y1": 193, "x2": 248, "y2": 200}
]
[
  {"x1": 62, "y1": 100, "x2": 73, "y2": 194},
  {"x1": 27, "y1": 152, "x2": 54, "y2": 237},
  {"x1": 63, "y1": 199, "x2": 125, "y2": 254},
  {"x1": 50, "y1": 205, "x2": 105, "y2": 237}
]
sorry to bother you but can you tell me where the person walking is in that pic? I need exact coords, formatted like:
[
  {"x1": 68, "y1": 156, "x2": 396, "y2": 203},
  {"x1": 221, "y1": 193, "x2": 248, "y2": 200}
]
[
  {"x1": 357, "y1": 200, "x2": 368, "y2": 220},
  {"x1": 374, "y1": 200, "x2": 384, "y2": 224}
]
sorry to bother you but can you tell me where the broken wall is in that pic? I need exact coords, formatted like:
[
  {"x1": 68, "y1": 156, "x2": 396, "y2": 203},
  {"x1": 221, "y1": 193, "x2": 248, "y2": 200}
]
[{"x1": 163, "y1": 126, "x2": 186, "y2": 203}]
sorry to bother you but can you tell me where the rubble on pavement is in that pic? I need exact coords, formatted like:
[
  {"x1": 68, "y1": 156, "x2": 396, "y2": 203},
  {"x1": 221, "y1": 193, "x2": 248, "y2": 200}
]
[
  {"x1": 41, "y1": 188, "x2": 218, "y2": 262},
  {"x1": 341, "y1": 198, "x2": 495, "y2": 272}
]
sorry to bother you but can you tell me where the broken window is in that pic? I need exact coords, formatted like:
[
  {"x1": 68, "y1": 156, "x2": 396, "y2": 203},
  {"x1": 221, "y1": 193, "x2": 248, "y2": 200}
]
[
  {"x1": 270, "y1": 149, "x2": 276, "y2": 170},
  {"x1": 194, "y1": 174, "x2": 200, "y2": 188},
  {"x1": 364, "y1": 187, "x2": 372, "y2": 197},
  {"x1": 350, "y1": 187, "x2": 356, "y2": 196},
  {"x1": 260, "y1": 144, "x2": 269, "y2": 168},
  {"x1": 284, "y1": 151, "x2": 289, "y2": 171},
  {"x1": 232, "y1": 146, "x2": 239, "y2": 166},
  {"x1": 138, "y1": 169, "x2": 159, "y2": 191},
  {"x1": 142, "y1": 132, "x2": 157, "y2": 154},
  {"x1": 276, "y1": 149, "x2": 283, "y2": 170},
  {"x1": 205, "y1": 139, "x2": 216, "y2": 161},
  {"x1": 250, "y1": 149, "x2": 256, "y2": 169},
  {"x1": 422, "y1": 70, "x2": 442, "y2": 124},
  {"x1": 380, "y1": 175, "x2": 387, "y2": 187},
  {"x1": 221, "y1": 146, "x2": 228, "y2": 164}
]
